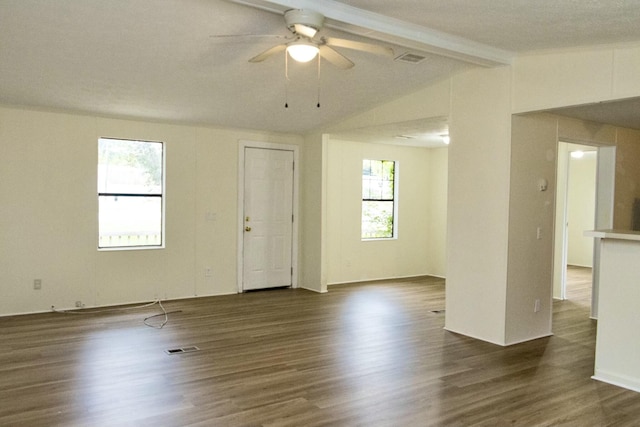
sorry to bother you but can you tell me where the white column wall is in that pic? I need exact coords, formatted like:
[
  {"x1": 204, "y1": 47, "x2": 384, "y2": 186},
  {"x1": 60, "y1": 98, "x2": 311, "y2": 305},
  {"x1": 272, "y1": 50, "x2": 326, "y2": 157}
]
[{"x1": 444, "y1": 66, "x2": 512, "y2": 345}]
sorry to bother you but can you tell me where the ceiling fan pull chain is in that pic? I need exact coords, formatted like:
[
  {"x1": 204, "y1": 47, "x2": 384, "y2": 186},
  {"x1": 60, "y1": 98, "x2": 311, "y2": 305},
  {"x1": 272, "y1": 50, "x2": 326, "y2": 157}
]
[
  {"x1": 316, "y1": 53, "x2": 321, "y2": 108},
  {"x1": 285, "y1": 53, "x2": 289, "y2": 108}
]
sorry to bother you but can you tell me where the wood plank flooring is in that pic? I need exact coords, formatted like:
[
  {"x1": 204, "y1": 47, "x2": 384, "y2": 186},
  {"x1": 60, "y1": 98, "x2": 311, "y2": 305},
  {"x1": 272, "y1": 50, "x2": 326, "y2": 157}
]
[{"x1": 2, "y1": 270, "x2": 640, "y2": 426}]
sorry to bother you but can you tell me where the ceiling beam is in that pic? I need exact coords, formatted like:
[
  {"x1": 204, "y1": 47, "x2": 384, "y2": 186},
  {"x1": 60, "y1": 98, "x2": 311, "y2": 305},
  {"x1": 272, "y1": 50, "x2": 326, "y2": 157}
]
[{"x1": 227, "y1": 0, "x2": 514, "y2": 67}]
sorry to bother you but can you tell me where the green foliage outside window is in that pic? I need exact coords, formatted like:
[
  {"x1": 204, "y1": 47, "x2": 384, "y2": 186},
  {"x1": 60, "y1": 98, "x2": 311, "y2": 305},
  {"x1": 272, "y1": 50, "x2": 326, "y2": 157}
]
[{"x1": 362, "y1": 159, "x2": 395, "y2": 239}]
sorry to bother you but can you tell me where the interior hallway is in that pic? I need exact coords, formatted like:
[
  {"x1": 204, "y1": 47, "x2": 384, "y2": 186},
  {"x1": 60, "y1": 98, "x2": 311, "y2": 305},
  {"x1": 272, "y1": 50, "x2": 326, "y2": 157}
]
[{"x1": 566, "y1": 265, "x2": 593, "y2": 303}]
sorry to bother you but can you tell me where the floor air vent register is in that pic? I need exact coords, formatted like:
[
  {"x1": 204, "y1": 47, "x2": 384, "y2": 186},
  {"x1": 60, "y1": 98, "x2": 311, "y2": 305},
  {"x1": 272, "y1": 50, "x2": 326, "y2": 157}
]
[{"x1": 165, "y1": 346, "x2": 200, "y2": 355}]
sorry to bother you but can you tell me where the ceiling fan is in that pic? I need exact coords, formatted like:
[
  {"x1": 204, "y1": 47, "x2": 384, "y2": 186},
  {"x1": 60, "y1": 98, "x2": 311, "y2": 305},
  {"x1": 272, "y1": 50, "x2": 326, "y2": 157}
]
[{"x1": 216, "y1": 9, "x2": 394, "y2": 69}]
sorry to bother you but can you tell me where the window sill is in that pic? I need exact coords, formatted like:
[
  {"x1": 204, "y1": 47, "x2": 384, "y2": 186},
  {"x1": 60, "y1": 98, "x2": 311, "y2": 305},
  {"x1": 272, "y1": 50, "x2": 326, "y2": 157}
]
[
  {"x1": 361, "y1": 237, "x2": 397, "y2": 242},
  {"x1": 98, "y1": 245, "x2": 165, "y2": 252}
]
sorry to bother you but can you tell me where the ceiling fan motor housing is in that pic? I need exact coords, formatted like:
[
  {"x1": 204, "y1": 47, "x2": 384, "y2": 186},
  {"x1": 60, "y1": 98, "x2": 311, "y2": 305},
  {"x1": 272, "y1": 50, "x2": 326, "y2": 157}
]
[{"x1": 284, "y1": 9, "x2": 325, "y2": 34}]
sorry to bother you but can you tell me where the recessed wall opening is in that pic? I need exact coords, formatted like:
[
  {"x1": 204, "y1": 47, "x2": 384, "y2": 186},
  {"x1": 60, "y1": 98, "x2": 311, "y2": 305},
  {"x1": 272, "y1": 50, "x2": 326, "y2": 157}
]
[{"x1": 553, "y1": 141, "x2": 616, "y2": 319}]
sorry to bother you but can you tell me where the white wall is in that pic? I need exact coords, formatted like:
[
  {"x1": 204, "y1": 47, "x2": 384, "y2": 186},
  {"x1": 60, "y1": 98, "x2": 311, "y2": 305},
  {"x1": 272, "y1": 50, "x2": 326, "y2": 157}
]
[
  {"x1": 506, "y1": 113, "x2": 558, "y2": 344},
  {"x1": 593, "y1": 237, "x2": 640, "y2": 393},
  {"x1": 324, "y1": 42, "x2": 640, "y2": 346},
  {"x1": 512, "y1": 114, "x2": 640, "y2": 334},
  {"x1": 0, "y1": 106, "x2": 304, "y2": 315},
  {"x1": 445, "y1": 66, "x2": 513, "y2": 345},
  {"x1": 327, "y1": 79, "x2": 452, "y2": 134},
  {"x1": 427, "y1": 147, "x2": 449, "y2": 277},
  {"x1": 567, "y1": 149, "x2": 597, "y2": 267},
  {"x1": 512, "y1": 45, "x2": 640, "y2": 113},
  {"x1": 446, "y1": 43, "x2": 640, "y2": 345},
  {"x1": 300, "y1": 132, "x2": 328, "y2": 293},
  {"x1": 322, "y1": 79, "x2": 452, "y2": 286},
  {"x1": 325, "y1": 139, "x2": 447, "y2": 284}
]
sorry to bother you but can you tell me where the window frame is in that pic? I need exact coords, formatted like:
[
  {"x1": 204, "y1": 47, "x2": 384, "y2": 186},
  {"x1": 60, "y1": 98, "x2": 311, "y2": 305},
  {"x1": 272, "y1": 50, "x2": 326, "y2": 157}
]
[
  {"x1": 97, "y1": 137, "x2": 165, "y2": 251},
  {"x1": 361, "y1": 159, "x2": 398, "y2": 240}
]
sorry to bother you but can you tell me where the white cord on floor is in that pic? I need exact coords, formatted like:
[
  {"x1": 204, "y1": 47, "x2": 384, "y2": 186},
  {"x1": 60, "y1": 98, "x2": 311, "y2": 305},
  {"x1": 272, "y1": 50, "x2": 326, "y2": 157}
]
[
  {"x1": 143, "y1": 300, "x2": 168, "y2": 329},
  {"x1": 51, "y1": 299, "x2": 174, "y2": 329}
]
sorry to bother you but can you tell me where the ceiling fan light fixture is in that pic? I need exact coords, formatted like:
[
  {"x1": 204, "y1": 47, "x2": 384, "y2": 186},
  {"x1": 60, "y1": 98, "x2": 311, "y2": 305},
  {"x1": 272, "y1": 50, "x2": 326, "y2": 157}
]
[{"x1": 287, "y1": 41, "x2": 319, "y2": 62}]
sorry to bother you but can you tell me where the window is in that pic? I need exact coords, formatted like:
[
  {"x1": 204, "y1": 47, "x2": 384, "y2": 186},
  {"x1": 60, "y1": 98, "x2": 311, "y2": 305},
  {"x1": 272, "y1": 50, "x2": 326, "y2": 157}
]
[
  {"x1": 362, "y1": 159, "x2": 396, "y2": 239},
  {"x1": 98, "y1": 138, "x2": 164, "y2": 249}
]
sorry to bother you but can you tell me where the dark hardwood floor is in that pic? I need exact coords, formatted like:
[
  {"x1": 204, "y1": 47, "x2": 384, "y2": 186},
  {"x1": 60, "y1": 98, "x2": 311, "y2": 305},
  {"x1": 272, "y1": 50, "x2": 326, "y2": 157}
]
[{"x1": 2, "y1": 270, "x2": 640, "y2": 426}]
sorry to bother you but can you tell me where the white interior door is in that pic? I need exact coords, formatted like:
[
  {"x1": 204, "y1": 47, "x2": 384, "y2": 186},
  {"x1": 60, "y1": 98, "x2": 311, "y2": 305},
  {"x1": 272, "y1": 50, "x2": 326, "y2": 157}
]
[{"x1": 242, "y1": 147, "x2": 294, "y2": 291}]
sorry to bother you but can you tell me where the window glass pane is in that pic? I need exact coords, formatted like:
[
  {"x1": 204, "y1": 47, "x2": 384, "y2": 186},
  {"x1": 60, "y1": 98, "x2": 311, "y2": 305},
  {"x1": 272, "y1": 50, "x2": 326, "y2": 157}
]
[
  {"x1": 369, "y1": 180, "x2": 383, "y2": 200},
  {"x1": 382, "y1": 161, "x2": 394, "y2": 181},
  {"x1": 381, "y1": 180, "x2": 394, "y2": 199},
  {"x1": 371, "y1": 159, "x2": 382, "y2": 178},
  {"x1": 98, "y1": 138, "x2": 162, "y2": 194},
  {"x1": 362, "y1": 201, "x2": 394, "y2": 238},
  {"x1": 98, "y1": 137, "x2": 163, "y2": 249},
  {"x1": 362, "y1": 160, "x2": 373, "y2": 199},
  {"x1": 363, "y1": 159, "x2": 372, "y2": 176},
  {"x1": 99, "y1": 196, "x2": 162, "y2": 248},
  {"x1": 362, "y1": 159, "x2": 396, "y2": 239},
  {"x1": 361, "y1": 160, "x2": 395, "y2": 239},
  {"x1": 362, "y1": 177, "x2": 371, "y2": 199}
]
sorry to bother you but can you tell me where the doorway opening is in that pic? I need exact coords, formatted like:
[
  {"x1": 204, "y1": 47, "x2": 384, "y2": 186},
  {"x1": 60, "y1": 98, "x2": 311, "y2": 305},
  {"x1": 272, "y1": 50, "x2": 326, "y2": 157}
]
[{"x1": 553, "y1": 141, "x2": 616, "y2": 319}]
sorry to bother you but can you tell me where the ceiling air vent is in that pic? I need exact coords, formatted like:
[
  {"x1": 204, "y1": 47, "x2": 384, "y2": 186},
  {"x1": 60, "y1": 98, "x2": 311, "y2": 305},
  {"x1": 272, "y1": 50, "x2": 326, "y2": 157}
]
[{"x1": 395, "y1": 52, "x2": 427, "y2": 64}]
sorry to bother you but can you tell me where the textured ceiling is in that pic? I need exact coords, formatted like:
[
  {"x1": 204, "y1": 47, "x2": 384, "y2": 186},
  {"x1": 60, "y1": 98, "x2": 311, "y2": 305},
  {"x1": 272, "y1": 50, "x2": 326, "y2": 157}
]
[
  {"x1": 1, "y1": 0, "x2": 640, "y2": 138},
  {"x1": 335, "y1": 0, "x2": 640, "y2": 52},
  {"x1": 549, "y1": 98, "x2": 640, "y2": 131}
]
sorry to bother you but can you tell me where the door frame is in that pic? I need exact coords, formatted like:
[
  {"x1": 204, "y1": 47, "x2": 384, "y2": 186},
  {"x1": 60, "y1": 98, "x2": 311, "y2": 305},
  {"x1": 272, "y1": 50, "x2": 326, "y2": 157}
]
[
  {"x1": 553, "y1": 140, "x2": 615, "y2": 318},
  {"x1": 237, "y1": 140, "x2": 300, "y2": 293},
  {"x1": 555, "y1": 141, "x2": 597, "y2": 301}
]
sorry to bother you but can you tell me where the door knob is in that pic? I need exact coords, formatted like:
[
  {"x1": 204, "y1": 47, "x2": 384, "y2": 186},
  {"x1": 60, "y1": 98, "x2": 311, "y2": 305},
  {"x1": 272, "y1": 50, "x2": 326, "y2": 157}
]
[{"x1": 245, "y1": 226, "x2": 252, "y2": 232}]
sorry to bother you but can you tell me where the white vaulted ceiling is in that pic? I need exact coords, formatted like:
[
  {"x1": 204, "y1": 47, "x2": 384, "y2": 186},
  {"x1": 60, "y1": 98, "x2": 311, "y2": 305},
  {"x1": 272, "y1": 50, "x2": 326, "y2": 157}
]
[
  {"x1": 2, "y1": 0, "x2": 640, "y2": 134},
  {"x1": 334, "y1": 0, "x2": 640, "y2": 52}
]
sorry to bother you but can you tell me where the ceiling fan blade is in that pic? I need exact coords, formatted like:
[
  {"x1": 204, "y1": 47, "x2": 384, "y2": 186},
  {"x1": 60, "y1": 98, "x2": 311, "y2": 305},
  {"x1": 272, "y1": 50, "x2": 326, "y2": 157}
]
[
  {"x1": 323, "y1": 37, "x2": 394, "y2": 57},
  {"x1": 249, "y1": 44, "x2": 287, "y2": 63},
  {"x1": 319, "y1": 45, "x2": 354, "y2": 69}
]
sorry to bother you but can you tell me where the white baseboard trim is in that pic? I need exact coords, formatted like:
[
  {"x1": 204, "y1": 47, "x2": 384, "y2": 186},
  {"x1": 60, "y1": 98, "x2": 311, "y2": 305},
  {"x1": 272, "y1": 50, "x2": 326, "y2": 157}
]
[
  {"x1": 299, "y1": 286, "x2": 328, "y2": 294},
  {"x1": 592, "y1": 370, "x2": 640, "y2": 393},
  {"x1": 328, "y1": 273, "x2": 445, "y2": 286}
]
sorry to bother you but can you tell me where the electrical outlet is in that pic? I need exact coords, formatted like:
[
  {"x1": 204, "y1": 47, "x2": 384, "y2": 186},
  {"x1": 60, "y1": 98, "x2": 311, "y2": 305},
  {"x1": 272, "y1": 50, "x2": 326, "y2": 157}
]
[
  {"x1": 536, "y1": 227, "x2": 542, "y2": 240},
  {"x1": 33, "y1": 279, "x2": 42, "y2": 290},
  {"x1": 75, "y1": 301, "x2": 83, "y2": 308},
  {"x1": 205, "y1": 267, "x2": 212, "y2": 277}
]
